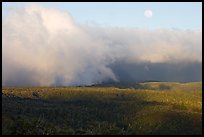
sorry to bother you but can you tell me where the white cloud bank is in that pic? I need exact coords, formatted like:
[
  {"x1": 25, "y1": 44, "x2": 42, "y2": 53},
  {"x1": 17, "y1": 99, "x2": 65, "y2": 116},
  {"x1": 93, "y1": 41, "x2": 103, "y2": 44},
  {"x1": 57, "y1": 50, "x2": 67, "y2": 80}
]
[{"x1": 2, "y1": 4, "x2": 202, "y2": 86}]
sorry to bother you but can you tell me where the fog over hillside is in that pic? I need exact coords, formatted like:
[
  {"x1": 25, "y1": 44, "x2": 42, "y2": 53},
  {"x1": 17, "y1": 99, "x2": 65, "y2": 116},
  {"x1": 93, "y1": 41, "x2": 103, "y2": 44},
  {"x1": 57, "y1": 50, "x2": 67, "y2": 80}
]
[
  {"x1": 110, "y1": 61, "x2": 202, "y2": 83},
  {"x1": 2, "y1": 4, "x2": 202, "y2": 87}
]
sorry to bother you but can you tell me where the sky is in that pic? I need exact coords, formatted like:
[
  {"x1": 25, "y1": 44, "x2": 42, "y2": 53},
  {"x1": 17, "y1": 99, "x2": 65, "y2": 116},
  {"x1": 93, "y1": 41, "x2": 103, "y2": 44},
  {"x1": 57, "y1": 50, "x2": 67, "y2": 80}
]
[
  {"x1": 2, "y1": 2, "x2": 202, "y2": 86},
  {"x1": 2, "y1": 2, "x2": 202, "y2": 29}
]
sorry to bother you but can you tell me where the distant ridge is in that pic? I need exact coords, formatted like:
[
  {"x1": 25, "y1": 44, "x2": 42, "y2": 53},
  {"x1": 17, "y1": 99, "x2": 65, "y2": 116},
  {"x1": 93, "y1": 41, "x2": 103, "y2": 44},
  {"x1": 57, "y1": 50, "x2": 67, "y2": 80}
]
[{"x1": 84, "y1": 81, "x2": 202, "y2": 91}]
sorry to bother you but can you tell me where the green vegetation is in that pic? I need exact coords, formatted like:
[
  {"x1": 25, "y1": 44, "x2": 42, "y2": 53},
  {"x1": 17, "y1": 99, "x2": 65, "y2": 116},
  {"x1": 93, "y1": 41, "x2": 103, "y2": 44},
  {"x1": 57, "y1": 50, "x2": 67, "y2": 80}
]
[{"x1": 2, "y1": 82, "x2": 202, "y2": 135}]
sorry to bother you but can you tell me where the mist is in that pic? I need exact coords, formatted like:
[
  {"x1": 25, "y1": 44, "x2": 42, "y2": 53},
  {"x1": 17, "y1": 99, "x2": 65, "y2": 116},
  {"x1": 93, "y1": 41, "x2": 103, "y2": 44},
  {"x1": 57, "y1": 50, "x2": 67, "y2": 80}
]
[{"x1": 2, "y1": 4, "x2": 202, "y2": 87}]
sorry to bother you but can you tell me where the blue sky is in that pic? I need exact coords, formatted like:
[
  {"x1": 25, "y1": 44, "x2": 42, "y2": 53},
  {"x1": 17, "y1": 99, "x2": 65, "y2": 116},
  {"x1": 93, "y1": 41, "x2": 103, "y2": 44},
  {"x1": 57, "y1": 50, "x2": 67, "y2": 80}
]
[{"x1": 3, "y1": 2, "x2": 202, "y2": 29}]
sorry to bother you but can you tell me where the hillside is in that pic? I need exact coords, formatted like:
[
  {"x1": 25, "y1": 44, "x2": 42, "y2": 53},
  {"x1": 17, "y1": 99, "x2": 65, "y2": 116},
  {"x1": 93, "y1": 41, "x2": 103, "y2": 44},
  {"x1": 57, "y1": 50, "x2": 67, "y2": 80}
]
[{"x1": 2, "y1": 82, "x2": 202, "y2": 135}]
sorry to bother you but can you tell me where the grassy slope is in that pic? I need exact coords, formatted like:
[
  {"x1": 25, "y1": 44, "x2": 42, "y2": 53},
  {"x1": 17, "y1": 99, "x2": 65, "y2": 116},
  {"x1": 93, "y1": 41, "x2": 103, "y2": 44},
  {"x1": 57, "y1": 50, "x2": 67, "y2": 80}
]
[{"x1": 2, "y1": 82, "x2": 202, "y2": 135}]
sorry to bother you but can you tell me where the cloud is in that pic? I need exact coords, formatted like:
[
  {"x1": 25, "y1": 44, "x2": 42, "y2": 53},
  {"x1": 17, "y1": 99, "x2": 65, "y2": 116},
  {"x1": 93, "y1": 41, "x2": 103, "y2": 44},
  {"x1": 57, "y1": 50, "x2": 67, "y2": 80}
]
[
  {"x1": 110, "y1": 61, "x2": 202, "y2": 83},
  {"x1": 2, "y1": 4, "x2": 202, "y2": 86}
]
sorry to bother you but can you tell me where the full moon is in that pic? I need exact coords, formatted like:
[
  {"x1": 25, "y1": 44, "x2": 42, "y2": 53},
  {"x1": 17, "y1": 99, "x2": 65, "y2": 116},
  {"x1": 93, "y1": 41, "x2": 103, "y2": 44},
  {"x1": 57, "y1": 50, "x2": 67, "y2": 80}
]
[{"x1": 144, "y1": 9, "x2": 153, "y2": 18}]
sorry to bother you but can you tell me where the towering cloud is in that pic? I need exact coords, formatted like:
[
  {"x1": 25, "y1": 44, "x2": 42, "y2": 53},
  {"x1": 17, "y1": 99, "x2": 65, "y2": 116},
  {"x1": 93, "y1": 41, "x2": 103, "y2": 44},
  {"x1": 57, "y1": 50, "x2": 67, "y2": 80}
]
[{"x1": 2, "y1": 4, "x2": 202, "y2": 87}]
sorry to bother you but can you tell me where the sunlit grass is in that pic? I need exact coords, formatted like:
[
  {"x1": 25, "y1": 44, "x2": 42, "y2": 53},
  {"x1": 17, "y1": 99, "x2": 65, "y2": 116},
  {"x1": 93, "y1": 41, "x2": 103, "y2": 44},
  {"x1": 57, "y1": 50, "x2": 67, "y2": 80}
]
[{"x1": 2, "y1": 82, "x2": 202, "y2": 135}]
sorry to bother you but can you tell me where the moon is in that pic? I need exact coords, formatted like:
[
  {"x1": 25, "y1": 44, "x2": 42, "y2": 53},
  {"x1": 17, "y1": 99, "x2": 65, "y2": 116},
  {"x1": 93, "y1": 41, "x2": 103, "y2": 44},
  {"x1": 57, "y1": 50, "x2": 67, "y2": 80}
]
[{"x1": 144, "y1": 9, "x2": 153, "y2": 18}]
